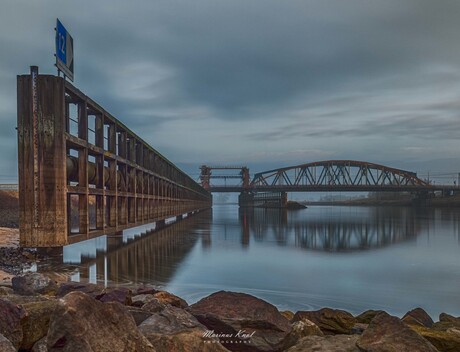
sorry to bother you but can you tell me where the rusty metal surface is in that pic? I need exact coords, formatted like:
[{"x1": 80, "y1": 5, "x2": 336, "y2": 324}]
[{"x1": 17, "y1": 71, "x2": 211, "y2": 247}]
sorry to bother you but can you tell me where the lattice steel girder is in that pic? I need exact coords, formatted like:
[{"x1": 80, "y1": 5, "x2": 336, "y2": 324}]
[{"x1": 251, "y1": 160, "x2": 429, "y2": 188}]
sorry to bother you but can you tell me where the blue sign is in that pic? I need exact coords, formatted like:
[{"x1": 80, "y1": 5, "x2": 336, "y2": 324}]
[{"x1": 55, "y1": 19, "x2": 74, "y2": 81}]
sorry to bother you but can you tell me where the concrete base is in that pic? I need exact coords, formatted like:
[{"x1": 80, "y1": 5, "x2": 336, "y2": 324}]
[{"x1": 239, "y1": 191, "x2": 288, "y2": 208}]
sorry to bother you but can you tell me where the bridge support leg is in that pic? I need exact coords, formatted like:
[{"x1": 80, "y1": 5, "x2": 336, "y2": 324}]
[
  {"x1": 412, "y1": 191, "x2": 433, "y2": 207},
  {"x1": 238, "y1": 192, "x2": 254, "y2": 208},
  {"x1": 280, "y1": 192, "x2": 288, "y2": 208},
  {"x1": 17, "y1": 69, "x2": 67, "y2": 247}
]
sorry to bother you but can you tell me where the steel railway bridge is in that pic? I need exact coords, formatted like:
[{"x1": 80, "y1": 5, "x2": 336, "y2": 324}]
[{"x1": 200, "y1": 162, "x2": 458, "y2": 207}]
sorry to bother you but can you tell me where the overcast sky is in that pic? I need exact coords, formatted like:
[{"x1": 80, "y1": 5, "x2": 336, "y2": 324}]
[{"x1": 1, "y1": 1, "x2": 460, "y2": 183}]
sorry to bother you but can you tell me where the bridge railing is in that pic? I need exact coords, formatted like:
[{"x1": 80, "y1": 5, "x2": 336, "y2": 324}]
[{"x1": 17, "y1": 69, "x2": 211, "y2": 247}]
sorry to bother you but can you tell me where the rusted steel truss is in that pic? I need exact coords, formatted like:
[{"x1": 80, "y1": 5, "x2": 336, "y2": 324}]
[
  {"x1": 200, "y1": 165, "x2": 250, "y2": 189},
  {"x1": 17, "y1": 71, "x2": 211, "y2": 247},
  {"x1": 251, "y1": 160, "x2": 429, "y2": 191}
]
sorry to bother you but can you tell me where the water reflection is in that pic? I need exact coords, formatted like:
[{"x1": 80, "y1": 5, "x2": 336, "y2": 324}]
[
  {"x1": 50, "y1": 210, "x2": 212, "y2": 286},
  {"x1": 42, "y1": 205, "x2": 460, "y2": 318},
  {"x1": 240, "y1": 207, "x2": 421, "y2": 251}
]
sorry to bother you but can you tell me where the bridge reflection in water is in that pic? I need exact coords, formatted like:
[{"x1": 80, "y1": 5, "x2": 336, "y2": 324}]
[
  {"x1": 53, "y1": 210, "x2": 212, "y2": 286},
  {"x1": 45, "y1": 205, "x2": 460, "y2": 292},
  {"x1": 240, "y1": 207, "x2": 421, "y2": 251}
]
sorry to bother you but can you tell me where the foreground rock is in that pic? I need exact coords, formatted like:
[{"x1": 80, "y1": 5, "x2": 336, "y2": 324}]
[
  {"x1": 55, "y1": 281, "x2": 105, "y2": 298},
  {"x1": 132, "y1": 293, "x2": 158, "y2": 307},
  {"x1": 409, "y1": 325, "x2": 460, "y2": 352},
  {"x1": 357, "y1": 312, "x2": 439, "y2": 352},
  {"x1": 12, "y1": 272, "x2": 57, "y2": 296},
  {"x1": 282, "y1": 318, "x2": 324, "y2": 349},
  {"x1": 47, "y1": 291, "x2": 155, "y2": 351},
  {"x1": 153, "y1": 291, "x2": 188, "y2": 308},
  {"x1": 139, "y1": 305, "x2": 228, "y2": 352},
  {"x1": 0, "y1": 297, "x2": 27, "y2": 349},
  {"x1": 31, "y1": 336, "x2": 47, "y2": 352},
  {"x1": 433, "y1": 313, "x2": 460, "y2": 330},
  {"x1": 355, "y1": 310, "x2": 385, "y2": 324},
  {"x1": 188, "y1": 291, "x2": 292, "y2": 351},
  {"x1": 292, "y1": 308, "x2": 356, "y2": 335},
  {"x1": 286, "y1": 335, "x2": 359, "y2": 352},
  {"x1": 0, "y1": 333, "x2": 16, "y2": 352},
  {"x1": 20, "y1": 300, "x2": 59, "y2": 350},
  {"x1": 2, "y1": 273, "x2": 460, "y2": 352},
  {"x1": 402, "y1": 308, "x2": 434, "y2": 328},
  {"x1": 98, "y1": 287, "x2": 132, "y2": 305}
]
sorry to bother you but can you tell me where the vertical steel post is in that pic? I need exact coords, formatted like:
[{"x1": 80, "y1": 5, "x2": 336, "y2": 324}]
[{"x1": 31, "y1": 66, "x2": 40, "y2": 228}]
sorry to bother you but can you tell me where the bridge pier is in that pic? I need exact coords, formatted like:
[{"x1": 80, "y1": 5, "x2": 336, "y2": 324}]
[
  {"x1": 412, "y1": 191, "x2": 433, "y2": 207},
  {"x1": 238, "y1": 192, "x2": 254, "y2": 208},
  {"x1": 238, "y1": 191, "x2": 288, "y2": 208}
]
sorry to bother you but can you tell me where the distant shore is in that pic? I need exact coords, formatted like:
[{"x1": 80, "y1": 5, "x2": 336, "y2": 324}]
[{"x1": 303, "y1": 194, "x2": 460, "y2": 207}]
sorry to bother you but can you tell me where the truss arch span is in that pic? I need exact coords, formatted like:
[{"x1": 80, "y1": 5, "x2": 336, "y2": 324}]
[{"x1": 251, "y1": 160, "x2": 429, "y2": 190}]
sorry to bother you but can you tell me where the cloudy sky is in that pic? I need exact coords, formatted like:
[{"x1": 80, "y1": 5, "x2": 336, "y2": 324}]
[{"x1": 1, "y1": 1, "x2": 460, "y2": 183}]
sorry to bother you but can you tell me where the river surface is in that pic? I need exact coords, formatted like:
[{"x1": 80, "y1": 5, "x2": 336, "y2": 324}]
[{"x1": 48, "y1": 205, "x2": 460, "y2": 318}]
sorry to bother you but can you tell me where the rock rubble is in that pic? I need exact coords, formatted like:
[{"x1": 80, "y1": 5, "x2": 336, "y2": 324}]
[{"x1": 0, "y1": 272, "x2": 458, "y2": 351}]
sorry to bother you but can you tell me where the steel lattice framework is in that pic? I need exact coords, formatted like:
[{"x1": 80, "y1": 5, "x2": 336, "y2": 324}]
[{"x1": 250, "y1": 160, "x2": 429, "y2": 192}]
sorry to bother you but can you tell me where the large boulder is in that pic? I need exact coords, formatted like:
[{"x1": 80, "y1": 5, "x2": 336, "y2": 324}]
[
  {"x1": 440, "y1": 313, "x2": 460, "y2": 324},
  {"x1": 46, "y1": 291, "x2": 155, "y2": 351},
  {"x1": 281, "y1": 310, "x2": 295, "y2": 321},
  {"x1": 357, "y1": 312, "x2": 439, "y2": 352},
  {"x1": 132, "y1": 293, "x2": 158, "y2": 307},
  {"x1": 0, "y1": 297, "x2": 27, "y2": 349},
  {"x1": 433, "y1": 313, "x2": 460, "y2": 330},
  {"x1": 12, "y1": 272, "x2": 57, "y2": 296},
  {"x1": 409, "y1": 325, "x2": 460, "y2": 352},
  {"x1": 286, "y1": 335, "x2": 360, "y2": 352},
  {"x1": 142, "y1": 298, "x2": 166, "y2": 313},
  {"x1": 355, "y1": 310, "x2": 385, "y2": 324},
  {"x1": 98, "y1": 287, "x2": 132, "y2": 305},
  {"x1": 153, "y1": 291, "x2": 188, "y2": 308},
  {"x1": 402, "y1": 308, "x2": 434, "y2": 328},
  {"x1": 126, "y1": 306, "x2": 154, "y2": 326},
  {"x1": 188, "y1": 291, "x2": 291, "y2": 351},
  {"x1": 55, "y1": 281, "x2": 105, "y2": 298},
  {"x1": 31, "y1": 336, "x2": 47, "y2": 352},
  {"x1": 282, "y1": 318, "x2": 324, "y2": 349},
  {"x1": 0, "y1": 333, "x2": 16, "y2": 352},
  {"x1": 20, "y1": 300, "x2": 59, "y2": 350},
  {"x1": 139, "y1": 305, "x2": 228, "y2": 352},
  {"x1": 292, "y1": 308, "x2": 356, "y2": 335},
  {"x1": 136, "y1": 284, "x2": 159, "y2": 295}
]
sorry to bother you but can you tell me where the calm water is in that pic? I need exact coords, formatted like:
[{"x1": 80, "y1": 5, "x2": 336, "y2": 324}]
[{"x1": 48, "y1": 205, "x2": 460, "y2": 318}]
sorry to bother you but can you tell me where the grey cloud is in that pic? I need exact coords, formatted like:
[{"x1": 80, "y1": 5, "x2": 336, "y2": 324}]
[{"x1": 2, "y1": 0, "x2": 460, "y2": 176}]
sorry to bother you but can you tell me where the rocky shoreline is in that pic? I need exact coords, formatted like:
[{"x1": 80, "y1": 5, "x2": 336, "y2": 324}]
[
  {"x1": 1, "y1": 191, "x2": 459, "y2": 351},
  {"x1": 0, "y1": 272, "x2": 459, "y2": 351}
]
